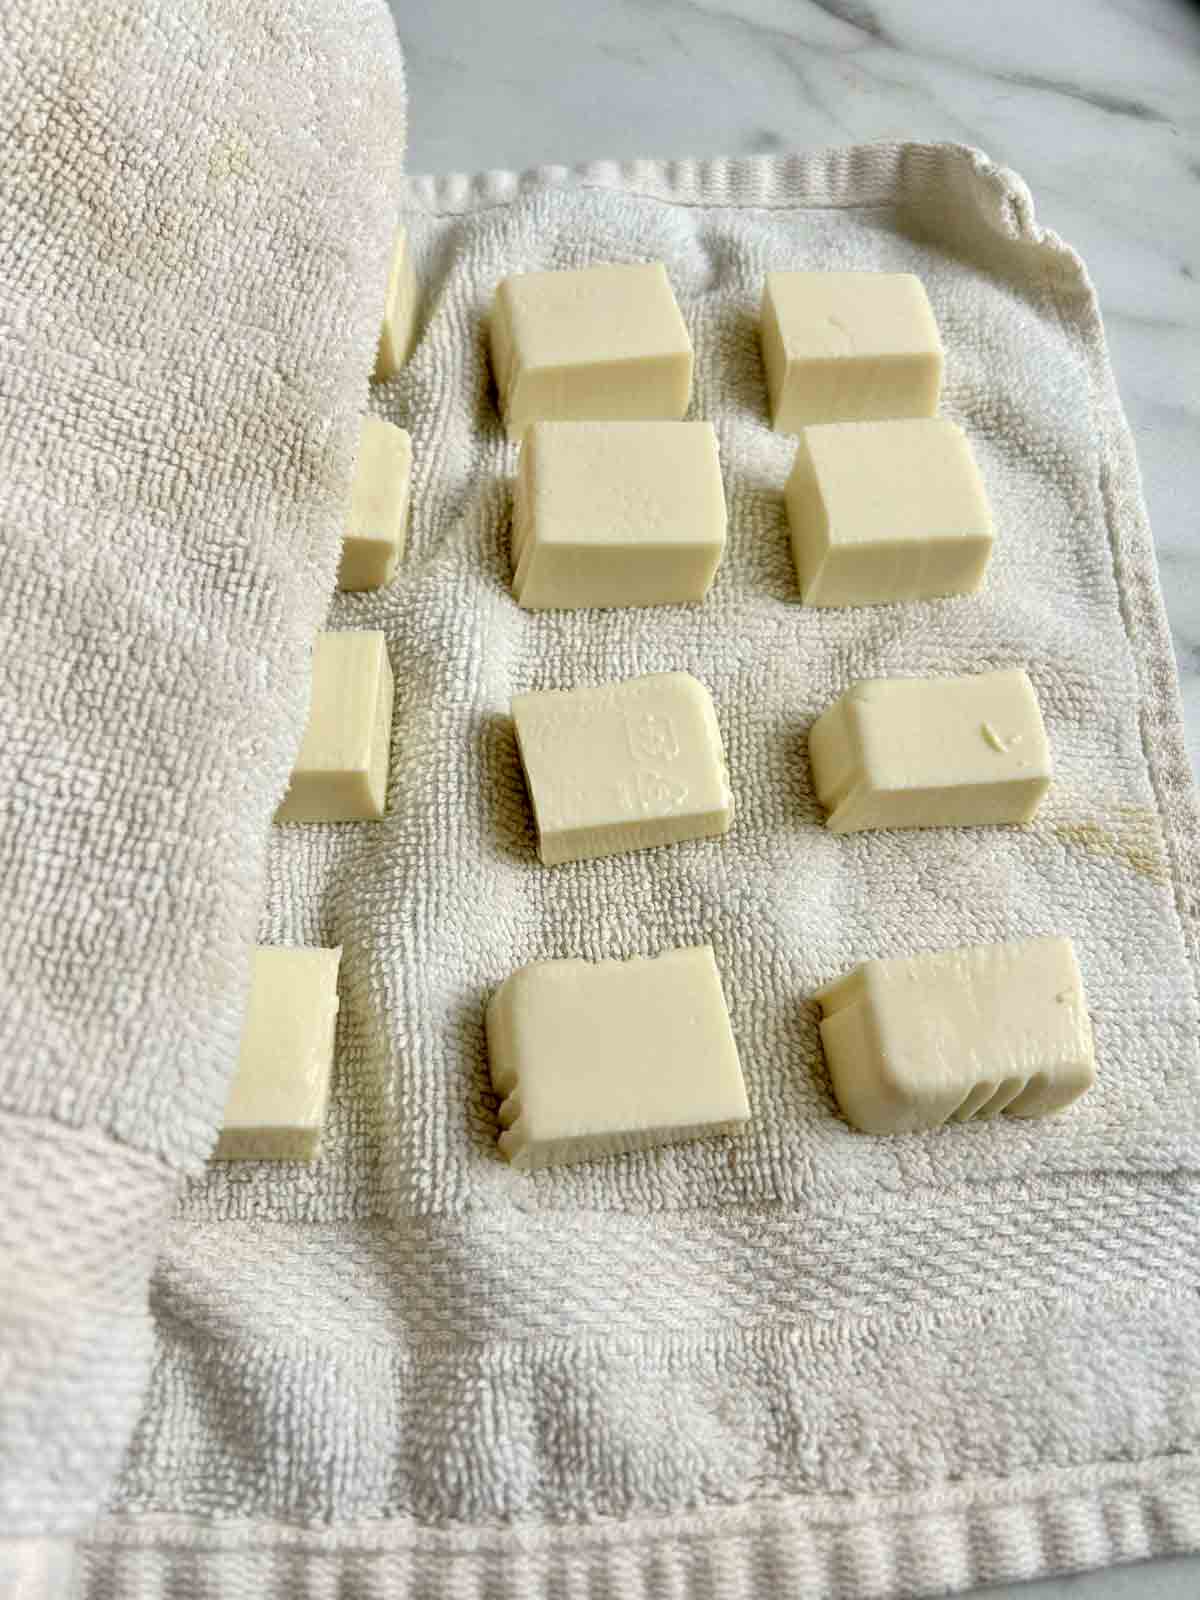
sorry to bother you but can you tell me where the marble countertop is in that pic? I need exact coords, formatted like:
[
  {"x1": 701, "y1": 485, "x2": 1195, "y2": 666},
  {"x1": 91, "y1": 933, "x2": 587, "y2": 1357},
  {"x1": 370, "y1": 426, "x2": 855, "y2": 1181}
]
[
  {"x1": 393, "y1": 1, "x2": 1200, "y2": 1595},
  {"x1": 397, "y1": 0, "x2": 1200, "y2": 780}
]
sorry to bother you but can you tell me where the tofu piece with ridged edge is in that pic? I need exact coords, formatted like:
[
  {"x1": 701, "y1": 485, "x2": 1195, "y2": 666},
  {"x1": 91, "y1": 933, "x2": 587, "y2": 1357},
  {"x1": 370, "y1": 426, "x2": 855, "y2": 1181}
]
[
  {"x1": 786, "y1": 418, "x2": 992, "y2": 608},
  {"x1": 761, "y1": 270, "x2": 943, "y2": 433},
  {"x1": 214, "y1": 946, "x2": 342, "y2": 1160},
  {"x1": 490, "y1": 262, "x2": 693, "y2": 442},
  {"x1": 512, "y1": 671, "x2": 733, "y2": 866},
  {"x1": 511, "y1": 421, "x2": 726, "y2": 610},
  {"x1": 374, "y1": 225, "x2": 419, "y2": 381},
  {"x1": 809, "y1": 669, "x2": 1051, "y2": 834},
  {"x1": 815, "y1": 936, "x2": 1095, "y2": 1135},
  {"x1": 338, "y1": 416, "x2": 411, "y2": 591},
  {"x1": 275, "y1": 631, "x2": 394, "y2": 822},
  {"x1": 487, "y1": 945, "x2": 750, "y2": 1168}
]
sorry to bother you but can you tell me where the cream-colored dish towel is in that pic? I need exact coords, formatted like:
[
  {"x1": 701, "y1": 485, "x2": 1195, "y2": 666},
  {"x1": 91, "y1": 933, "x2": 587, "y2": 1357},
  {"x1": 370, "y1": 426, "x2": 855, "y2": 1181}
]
[
  {"x1": 3, "y1": 34, "x2": 1198, "y2": 1593},
  {"x1": 0, "y1": 0, "x2": 405, "y2": 1593},
  {"x1": 85, "y1": 142, "x2": 1200, "y2": 1598}
]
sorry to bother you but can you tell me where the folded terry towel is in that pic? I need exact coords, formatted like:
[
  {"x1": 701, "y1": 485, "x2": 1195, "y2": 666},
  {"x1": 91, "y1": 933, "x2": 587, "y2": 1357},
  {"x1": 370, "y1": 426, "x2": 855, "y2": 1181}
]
[
  {"x1": 3, "y1": 17, "x2": 1199, "y2": 1598},
  {"x1": 0, "y1": 0, "x2": 406, "y2": 1587}
]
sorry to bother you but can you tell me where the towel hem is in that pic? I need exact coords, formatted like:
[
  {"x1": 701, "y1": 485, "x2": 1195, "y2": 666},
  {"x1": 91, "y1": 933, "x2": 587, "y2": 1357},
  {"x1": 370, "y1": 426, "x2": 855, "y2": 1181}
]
[{"x1": 79, "y1": 1455, "x2": 1200, "y2": 1597}]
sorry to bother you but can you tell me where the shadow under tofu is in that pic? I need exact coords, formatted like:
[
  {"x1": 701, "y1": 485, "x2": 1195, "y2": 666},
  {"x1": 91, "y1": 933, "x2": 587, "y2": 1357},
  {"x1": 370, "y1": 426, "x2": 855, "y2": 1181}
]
[
  {"x1": 792, "y1": 719, "x2": 826, "y2": 830},
  {"x1": 715, "y1": 304, "x2": 771, "y2": 428},
  {"x1": 478, "y1": 709, "x2": 539, "y2": 866},
  {"x1": 448, "y1": 983, "x2": 509, "y2": 1167},
  {"x1": 724, "y1": 481, "x2": 795, "y2": 601}
]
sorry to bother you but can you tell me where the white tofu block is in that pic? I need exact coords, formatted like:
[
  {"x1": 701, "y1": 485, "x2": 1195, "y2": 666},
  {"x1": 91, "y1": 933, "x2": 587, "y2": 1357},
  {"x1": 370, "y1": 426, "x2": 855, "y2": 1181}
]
[
  {"x1": 512, "y1": 671, "x2": 733, "y2": 866},
  {"x1": 275, "y1": 631, "x2": 394, "y2": 823},
  {"x1": 338, "y1": 416, "x2": 412, "y2": 591},
  {"x1": 761, "y1": 271, "x2": 943, "y2": 432},
  {"x1": 215, "y1": 946, "x2": 342, "y2": 1160},
  {"x1": 511, "y1": 421, "x2": 726, "y2": 610},
  {"x1": 809, "y1": 669, "x2": 1051, "y2": 834},
  {"x1": 374, "y1": 226, "x2": 419, "y2": 381},
  {"x1": 815, "y1": 936, "x2": 1095, "y2": 1135},
  {"x1": 488, "y1": 944, "x2": 750, "y2": 1168},
  {"x1": 786, "y1": 418, "x2": 992, "y2": 607},
  {"x1": 490, "y1": 262, "x2": 693, "y2": 442}
]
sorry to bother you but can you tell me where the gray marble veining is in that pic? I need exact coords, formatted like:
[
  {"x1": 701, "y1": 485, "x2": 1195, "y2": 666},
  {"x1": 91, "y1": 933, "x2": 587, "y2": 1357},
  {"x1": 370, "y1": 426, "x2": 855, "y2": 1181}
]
[
  {"x1": 393, "y1": 5, "x2": 1198, "y2": 1593},
  {"x1": 396, "y1": 0, "x2": 1200, "y2": 779}
]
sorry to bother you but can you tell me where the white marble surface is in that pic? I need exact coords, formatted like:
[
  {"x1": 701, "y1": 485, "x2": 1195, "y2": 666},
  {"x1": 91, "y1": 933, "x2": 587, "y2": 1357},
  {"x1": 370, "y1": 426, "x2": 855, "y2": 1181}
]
[
  {"x1": 392, "y1": 1, "x2": 1200, "y2": 1594},
  {"x1": 396, "y1": 0, "x2": 1200, "y2": 780}
]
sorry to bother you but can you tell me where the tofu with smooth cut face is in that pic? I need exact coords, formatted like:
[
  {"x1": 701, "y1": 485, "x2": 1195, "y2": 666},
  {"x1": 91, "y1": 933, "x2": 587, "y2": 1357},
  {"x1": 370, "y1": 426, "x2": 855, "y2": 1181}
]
[
  {"x1": 488, "y1": 944, "x2": 750, "y2": 1168},
  {"x1": 338, "y1": 416, "x2": 411, "y2": 591},
  {"x1": 761, "y1": 270, "x2": 943, "y2": 432},
  {"x1": 215, "y1": 946, "x2": 342, "y2": 1160},
  {"x1": 511, "y1": 421, "x2": 726, "y2": 609},
  {"x1": 275, "y1": 631, "x2": 394, "y2": 823},
  {"x1": 512, "y1": 671, "x2": 733, "y2": 865},
  {"x1": 809, "y1": 669, "x2": 1051, "y2": 833},
  {"x1": 786, "y1": 418, "x2": 992, "y2": 607},
  {"x1": 815, "y1": 937, "x2": 1095, "y2": 1135},
  {"x1": 490, "y1": 262, "x2": 693, "y2": 441},
  {"x1": 374, "y1": 225, "x2": 419, "y2": 381}
]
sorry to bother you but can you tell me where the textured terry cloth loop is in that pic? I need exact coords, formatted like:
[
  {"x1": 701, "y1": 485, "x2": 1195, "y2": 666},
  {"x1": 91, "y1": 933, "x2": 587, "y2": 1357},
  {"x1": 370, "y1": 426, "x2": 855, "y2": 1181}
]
[
  {"x1": 0, "y1": 0, "x2": 406, "y2": 1561},
  {"x1": 73, "y1": 141, "x2": 1200, "y2": 1599}
]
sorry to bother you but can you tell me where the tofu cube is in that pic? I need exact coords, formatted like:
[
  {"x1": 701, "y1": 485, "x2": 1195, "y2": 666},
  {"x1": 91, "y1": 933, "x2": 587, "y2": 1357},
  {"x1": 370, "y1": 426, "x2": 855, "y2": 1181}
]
[
  {"x1": 487, "y1": 945, "x2": 750, "y2": 1168},
  {"x1": 490, "y1": 262, "x2": 693, "y2": 441},
  {"x1": 512, "y1": 671, "x2": 733, "y2": 866},
  {"x1": 215, "y1": 946, "x2": 342, "y2": 1160},
  {"x1": 761, "y1": 271, "x2": 943, "y2": 432},
  {"x1": 808, "y1": 669, "x2": 1051, "y2": 834},
  {"x1": 512, "y1": 421, "x2": 726, "y2": 610},
  {"x1": 338, "y1": 416, "x2": 412, "y2": 591},
  {"x1": 815, "y1": 937, "x2": 1095, "y2": 1135},
  {"x1": 374, "y1": 226, "x2": 419, "y2": 381},
  {"x1": 275, "y1": 631, "x2": 394, "y2": 823},
  {"x1": 786, "y1": 418, "x2": 992, "y2": 607}
]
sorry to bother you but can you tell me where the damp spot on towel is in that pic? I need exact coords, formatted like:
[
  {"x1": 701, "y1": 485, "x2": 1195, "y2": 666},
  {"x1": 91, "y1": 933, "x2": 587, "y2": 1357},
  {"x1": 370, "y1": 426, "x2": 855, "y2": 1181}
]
[
  {"x1": 1053, "y1": 805, "x2": 1169, "y2": 884},
  {"x1": 207, "y1": 133, "x2": 254, "y2": 187}
]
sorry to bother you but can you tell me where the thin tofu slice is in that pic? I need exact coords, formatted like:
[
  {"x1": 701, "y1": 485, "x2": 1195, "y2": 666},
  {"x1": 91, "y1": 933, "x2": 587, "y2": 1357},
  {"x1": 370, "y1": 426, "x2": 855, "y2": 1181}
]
[
  {"x1": 374, "y1": 225, "x2": 419, "y2": 381},
  {"x1": 215, "y1": 946, "x2": 342, "y2": 1160},
  {"x1": 275, "y1": 631, "x2": 394, "y2": 823},
  {"x1": 339, "y1": 416, "x2": 411, "y2": 591}
]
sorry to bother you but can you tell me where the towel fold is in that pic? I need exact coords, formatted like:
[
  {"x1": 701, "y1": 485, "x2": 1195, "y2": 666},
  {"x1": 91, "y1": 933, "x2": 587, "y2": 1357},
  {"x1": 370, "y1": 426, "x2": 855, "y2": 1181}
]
[{"x1": 0, "y1": 0, "x2": 406, "y2": 1566}]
